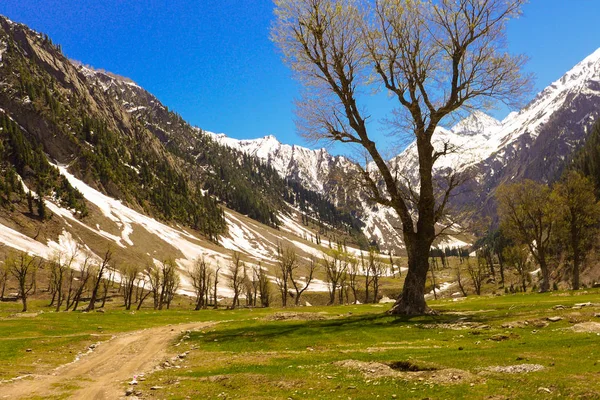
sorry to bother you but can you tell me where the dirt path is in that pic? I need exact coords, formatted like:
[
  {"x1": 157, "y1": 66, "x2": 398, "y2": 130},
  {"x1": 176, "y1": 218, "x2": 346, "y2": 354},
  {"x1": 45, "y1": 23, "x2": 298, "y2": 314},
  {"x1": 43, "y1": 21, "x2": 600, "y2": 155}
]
[{"x1": 1, "y1": 321, "x2": 215, "y2": 400}]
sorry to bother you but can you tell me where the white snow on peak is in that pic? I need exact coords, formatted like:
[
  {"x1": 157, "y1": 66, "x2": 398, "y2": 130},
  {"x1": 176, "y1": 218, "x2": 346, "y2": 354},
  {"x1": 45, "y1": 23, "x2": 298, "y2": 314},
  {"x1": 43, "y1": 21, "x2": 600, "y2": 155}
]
[
  {"x1": 205, "y1": 130, "x2": 349, "y2": 192},
  {"x1": 502, "y1": 111, "x2": 519, "y2": 125},
  {"x1": 394, "y1": 47, "x2": 600, "y2": 175},
  {"x1": 503, "y1": 46, "x2": 600, "y2": 140},
  {"x1": 0, "y1": 41, "x2": 6, "y2": 63},
  {"x1": 450, "y1": 111, "x2": 501, "y2": 136},
  {"x1": 75, "y1": 64, "x2": 141, "y2": 90}
]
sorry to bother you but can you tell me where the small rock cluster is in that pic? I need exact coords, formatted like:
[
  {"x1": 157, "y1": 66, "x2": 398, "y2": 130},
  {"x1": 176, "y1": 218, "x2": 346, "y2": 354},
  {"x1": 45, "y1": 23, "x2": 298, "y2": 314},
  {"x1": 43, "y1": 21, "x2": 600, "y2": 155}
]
[{"x1": 486, "y1": 364, "x2": 545, "y2": 374}]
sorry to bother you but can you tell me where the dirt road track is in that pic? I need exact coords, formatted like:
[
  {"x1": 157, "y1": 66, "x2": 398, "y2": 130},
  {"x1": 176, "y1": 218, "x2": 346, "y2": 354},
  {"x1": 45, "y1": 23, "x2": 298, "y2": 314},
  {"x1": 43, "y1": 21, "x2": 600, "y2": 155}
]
[{"x1": 1, "y1": 321, "x2": 216, "y2": 399}]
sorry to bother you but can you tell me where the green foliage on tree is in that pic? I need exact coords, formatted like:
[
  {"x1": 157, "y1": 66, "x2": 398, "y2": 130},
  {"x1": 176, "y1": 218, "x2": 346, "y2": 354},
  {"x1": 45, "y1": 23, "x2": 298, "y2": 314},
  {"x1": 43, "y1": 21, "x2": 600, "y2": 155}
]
[
  {"x1": 496, "y1": 171, "x2": 600, "y2": 291},
  {"x1": 496, "y1": 180, "x2": 555, "y2": 292},
  {"x1": 551, "y1": 171, "x2": 600, "y2": 290}
]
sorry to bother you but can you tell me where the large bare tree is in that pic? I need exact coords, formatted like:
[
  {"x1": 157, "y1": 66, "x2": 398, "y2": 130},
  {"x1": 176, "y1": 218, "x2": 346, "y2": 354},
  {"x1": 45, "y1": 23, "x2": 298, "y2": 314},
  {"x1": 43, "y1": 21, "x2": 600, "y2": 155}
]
[{"x1": 272, "y1": 0, "x2": 529, "y2": 314}]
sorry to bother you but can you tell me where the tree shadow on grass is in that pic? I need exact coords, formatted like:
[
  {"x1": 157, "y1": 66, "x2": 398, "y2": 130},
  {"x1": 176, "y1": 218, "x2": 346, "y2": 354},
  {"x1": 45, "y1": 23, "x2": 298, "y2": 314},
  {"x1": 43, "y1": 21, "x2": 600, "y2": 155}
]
[{"x1": 194, "y1": 309, "x2": 498, "y2": 348}]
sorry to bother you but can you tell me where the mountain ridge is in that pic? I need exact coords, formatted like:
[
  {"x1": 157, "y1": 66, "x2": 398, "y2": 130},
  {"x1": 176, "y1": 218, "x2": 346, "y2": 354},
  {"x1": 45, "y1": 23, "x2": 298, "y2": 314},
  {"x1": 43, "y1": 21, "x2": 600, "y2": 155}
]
[{"x1": 206, "y1": 46, "x2": 600, "y2": 249}]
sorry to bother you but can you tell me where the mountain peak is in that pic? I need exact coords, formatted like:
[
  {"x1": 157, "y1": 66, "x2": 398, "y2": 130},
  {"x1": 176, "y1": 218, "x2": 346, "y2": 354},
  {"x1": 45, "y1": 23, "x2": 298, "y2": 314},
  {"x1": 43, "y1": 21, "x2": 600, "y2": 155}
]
[
  {"x1": 450, "y1": 111, "x2": 501, "y2": 136},
  {"x1": 260, "y1": 134, "x2": 280, "y2": 143},
  {"x1": 556, "y1": 47, "x2": 600, "y2": 88}
]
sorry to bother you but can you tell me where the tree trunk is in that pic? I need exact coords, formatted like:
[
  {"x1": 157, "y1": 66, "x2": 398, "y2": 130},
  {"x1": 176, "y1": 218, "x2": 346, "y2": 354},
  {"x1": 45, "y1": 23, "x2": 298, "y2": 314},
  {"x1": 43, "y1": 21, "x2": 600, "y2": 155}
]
[
  {"x1": 137, "y1": 290, "x2": 151, "y2": 311},
  {"x1": 49, "y1": 289, "x2": 56, "y2": 307},
  {"x1": 539, "y1": 257, "x2": 550, "y2": 292},
  {"x1": 430, "y1": 267, "x2": 437, "y2": 300},
  {"x1": 496, "y1": 251, "x2": 505, "y2": 287},
  {"x1": 389, "y1": 233, "x2": 434, "y2": 315},
  {"x1": 328, "y1": 283, "x2": 336, "y2": 305},
  {"x1": 572, "y1": 257, "x2": 580, "y2": 291},
  {"x1": 389, "y1": 136, "x2": 437, "y2": 315},
  {"x1": 86, "y1": 274, "x2": 102, "y2": 311},
  {"x1": 19, "y1": 281, "x2": 27, "y2": 312},
  {"x1": 572, "y1": 224, "x2": 581, "y2": 290}
]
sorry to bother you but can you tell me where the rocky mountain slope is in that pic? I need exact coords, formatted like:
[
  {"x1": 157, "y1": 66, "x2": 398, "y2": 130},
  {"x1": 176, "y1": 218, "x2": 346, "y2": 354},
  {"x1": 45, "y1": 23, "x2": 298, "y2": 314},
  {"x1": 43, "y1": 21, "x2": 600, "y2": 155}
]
[{"x1": 0, "y1": 15, "x2": 371, "y2": 296}]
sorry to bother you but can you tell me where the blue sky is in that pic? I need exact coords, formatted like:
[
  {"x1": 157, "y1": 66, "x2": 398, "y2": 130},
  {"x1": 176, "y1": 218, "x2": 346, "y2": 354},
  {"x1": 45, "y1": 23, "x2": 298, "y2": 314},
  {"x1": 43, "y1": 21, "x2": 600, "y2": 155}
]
[{"x1": 1, "y1": 1, "x2": 599, "y2": 155}]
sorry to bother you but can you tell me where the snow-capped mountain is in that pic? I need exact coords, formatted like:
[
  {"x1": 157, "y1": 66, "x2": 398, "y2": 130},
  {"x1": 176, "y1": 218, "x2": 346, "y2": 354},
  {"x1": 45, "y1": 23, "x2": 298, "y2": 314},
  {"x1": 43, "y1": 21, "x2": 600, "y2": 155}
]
[
  {"x1": 2, "y1": 11, "x2": 600, "y2": 260},
  {"x1": 207, "y1": 133, "x2": 355, "y2": 193},
  {"x1": 395, "y1": 47, "x2": 600, "y2": 184},
  {"x1": 208, "y1": 47, "x2": 600, "y2": 248}
]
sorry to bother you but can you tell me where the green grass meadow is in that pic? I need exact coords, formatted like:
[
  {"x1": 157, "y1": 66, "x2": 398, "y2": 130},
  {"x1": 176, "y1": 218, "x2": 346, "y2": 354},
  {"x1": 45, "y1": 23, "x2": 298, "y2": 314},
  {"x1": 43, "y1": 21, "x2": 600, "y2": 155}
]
[{"x1": 1, "y1": 291, "x2": 600, "y2": 399}]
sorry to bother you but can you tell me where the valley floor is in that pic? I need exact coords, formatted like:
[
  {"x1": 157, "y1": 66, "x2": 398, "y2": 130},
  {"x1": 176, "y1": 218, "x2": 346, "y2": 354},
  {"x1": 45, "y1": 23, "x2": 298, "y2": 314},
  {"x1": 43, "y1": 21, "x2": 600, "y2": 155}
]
[{"x1": 1, "y1": 291, "x2": 600, "y2": 399}]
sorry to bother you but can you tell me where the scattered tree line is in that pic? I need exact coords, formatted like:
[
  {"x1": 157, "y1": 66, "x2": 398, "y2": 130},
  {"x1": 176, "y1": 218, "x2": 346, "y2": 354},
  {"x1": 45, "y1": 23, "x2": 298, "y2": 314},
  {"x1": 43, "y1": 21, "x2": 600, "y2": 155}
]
[
  {"x1": 494, "y1": 171, "x2": 600, "y2": 292},
  {"x1": 1, "y1": 243, "x2": 406, "y2": 313}
]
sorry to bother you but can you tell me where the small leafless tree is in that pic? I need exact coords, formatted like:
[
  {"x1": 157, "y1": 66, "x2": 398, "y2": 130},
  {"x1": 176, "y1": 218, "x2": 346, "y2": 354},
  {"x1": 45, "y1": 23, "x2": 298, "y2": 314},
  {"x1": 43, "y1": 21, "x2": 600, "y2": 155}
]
[
  {"x1": 455, "y1": 262, "x2": 468, "y2": 297},
  {"x1": 158, "y1": 259, "x2": 179, "y2": 310},
  {"x1": 228, "y1": 252, "x2": 244, "y2": 309},
  {"x1": 67, "y1": 255, "x2": 93, "y2": 311},
  {"x1": 100, "y1": 265, "x2": 116, "y2": 309},
  {"x1": 213, "y1": 264, "x2": 221, "y2": 309},
  {"x1": 323, "y1": 251, "x2": 348, "y2": 305},
  {"x1": 250, "y1": 266, "x2": 261, "y2": 307},
  {"x1": 144, "y1": 262, "x2": 161, "y2": 310},
  {"x1": 121, "y1": 264, "x2": 141, "y2": 311},
  {"x1": 243, "y1": 264, "x2": 256, "y2": 307},
  {"x1": 290, "y1": 255, "x2": 317, "y2": 306},
  {"x1": 190, "y1": 257, "x2": 213, "y2": 310},
  {"x1": 52, "y1": 248, "x2": 79, "y2": 311},
  {"x1": 430, "y1": 265, "x2": 438, "y2": 300},
  {"x1": 136, "y1": 273, "x2": 153, "y2": 311},
  {"x1": 338, "y1": 269, "x2": 348, "y2": 304},
  {"x1": 48, "y1": 253, "x2": 63, "y2": 308},
  {"x1": 86, "y1": 249, "x2": 112, "y2": 311},
  {"x1": 257, "y1": 265, "x2": 271, "y2": 307},
  {"x1": 7, "y1": 251, "x2": 38, "y2": 312},
  {"x1": 275, "y1": 245, "x2": 294, "y2": 307},
  {"x1": 368, "y1": 250, "x2": 386, "y2": 303},
  {"x1": 163, "y1": 264, "x2": 180, "y2": 310},
  {"x1": 362, "y1": 254, "x2": 373, "y2": 303},
  {"x1": 467, "y1": 258, "x2": 485, "y2": 295},
  {"x1": 347, "y1": 256, "x2": 359, "y2": 304},
  {"x1": 388, "y1": 252, "x2": 397, "y2": 278}
]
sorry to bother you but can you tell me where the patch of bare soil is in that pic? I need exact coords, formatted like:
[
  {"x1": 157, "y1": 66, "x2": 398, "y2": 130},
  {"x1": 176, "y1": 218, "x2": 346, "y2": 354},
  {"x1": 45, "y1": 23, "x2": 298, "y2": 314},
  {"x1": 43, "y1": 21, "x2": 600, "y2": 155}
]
[
  {"x1": 333, "y1": 359, "x2": 476, "y2": 385},
  {"x1": 263, "y1": 312, "x2": 328, "y2": 321},
  {"x1": 485, "y1": 364, "x2": 545, "y2": 374},
  {"x1": 0, "y1": 321, "x2": 216, "y2": 400},
  {"x1": 7, "y1": 311, "x2": 44, "y2": 318},
  {"x1": 572, "y1": 322, "x2": 600, "y2": 333}
]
